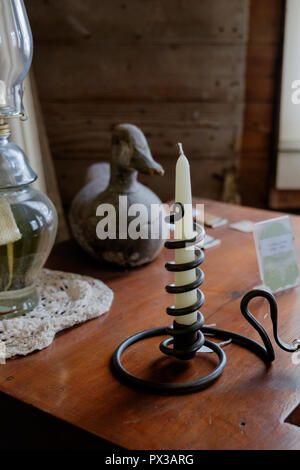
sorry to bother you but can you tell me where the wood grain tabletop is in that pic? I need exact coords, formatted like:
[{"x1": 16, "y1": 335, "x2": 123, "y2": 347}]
[{"x1": 1, "y1": 199, "x2": 300, "y2": 450}]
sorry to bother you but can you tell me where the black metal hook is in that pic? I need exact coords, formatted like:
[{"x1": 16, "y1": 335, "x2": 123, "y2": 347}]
[{"x1": 240, "y1": 289, "x2": 300, "y2": 362}]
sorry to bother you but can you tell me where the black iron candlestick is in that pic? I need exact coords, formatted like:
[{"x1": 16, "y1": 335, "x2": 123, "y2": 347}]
[{"x1": 112, "y1": 203, "x2": 300, "y2": 394}]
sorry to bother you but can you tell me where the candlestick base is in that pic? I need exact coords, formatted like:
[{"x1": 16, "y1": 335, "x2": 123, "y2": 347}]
[{"x1": 112, "y1": 326, "x2": 225, "y2": 394}]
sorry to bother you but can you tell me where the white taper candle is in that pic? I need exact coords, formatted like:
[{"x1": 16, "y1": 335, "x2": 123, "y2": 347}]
[{"x1": 174, "y1": 143, "x2": 198, "y2": 325}]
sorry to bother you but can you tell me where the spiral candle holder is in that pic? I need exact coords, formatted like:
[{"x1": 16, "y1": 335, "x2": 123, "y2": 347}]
[
  {"x1": 112, "y1": 203, "x2": 300, "y2": 394},
  {"x1": 160, "y1": 205, "x2": 206, "y2": 361},
  {"x1": 160, "y1": 203, "x2": 224, "y2": 369}
]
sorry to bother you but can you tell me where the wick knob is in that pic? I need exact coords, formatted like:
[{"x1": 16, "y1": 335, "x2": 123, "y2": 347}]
[{"x1": 178, "y1": 142, "x2": 184, "y2": 156}]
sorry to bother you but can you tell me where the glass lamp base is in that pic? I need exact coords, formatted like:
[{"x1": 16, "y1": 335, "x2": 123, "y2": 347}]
[{"x1": 0, "y1": 286, "x2": 39, "y2": 319}]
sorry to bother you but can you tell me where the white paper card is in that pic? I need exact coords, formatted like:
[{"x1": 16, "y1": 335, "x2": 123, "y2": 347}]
[
  {"x1": 253, "y1": 215, "x2": 299, "y2": 293},
  {"x1": 230, "y1": 220, "x2": 254, "y2": 233}
]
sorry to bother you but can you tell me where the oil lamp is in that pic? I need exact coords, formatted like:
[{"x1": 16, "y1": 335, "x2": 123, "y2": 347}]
[{"x1": 0, "y1": 0, "x2": 57, "y2": 318}]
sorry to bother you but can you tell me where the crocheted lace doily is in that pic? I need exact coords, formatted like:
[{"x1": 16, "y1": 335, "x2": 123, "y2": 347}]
[{"x1": 0, "y1": 269, "x2": 114, "y2": 359}]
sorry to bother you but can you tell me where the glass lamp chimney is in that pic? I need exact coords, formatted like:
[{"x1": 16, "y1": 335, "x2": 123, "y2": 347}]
[{"x1": 0, "y1": 0, "x2": 33, "y2": 118}]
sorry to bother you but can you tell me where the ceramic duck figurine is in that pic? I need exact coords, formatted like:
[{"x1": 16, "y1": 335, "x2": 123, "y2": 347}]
[{"x1": 69, "y1": 124, "x2": 165, "y2": 267}]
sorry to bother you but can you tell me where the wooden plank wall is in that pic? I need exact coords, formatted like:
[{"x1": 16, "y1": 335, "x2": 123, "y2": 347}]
[
  {"x1": 240, "y1": 0, "x2": 285, "y2": 208},
  {"x1": 26, "y1": 0, "x2": 249, "y2": 206}
]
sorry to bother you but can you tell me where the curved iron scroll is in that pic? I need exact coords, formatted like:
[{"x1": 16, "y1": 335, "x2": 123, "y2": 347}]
[{"x1": 240, "y1": 289, "x2": 300, "y2": 362}]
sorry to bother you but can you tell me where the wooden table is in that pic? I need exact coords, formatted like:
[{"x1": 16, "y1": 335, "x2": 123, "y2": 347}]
[{"x1": 1, "y1": 199, "x2": 300, "y2": 450}]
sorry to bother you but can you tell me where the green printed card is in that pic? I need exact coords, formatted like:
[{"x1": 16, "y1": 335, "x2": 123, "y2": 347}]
[{"x1": 253, "y1": 216, "x2": 299, "y2": 293}]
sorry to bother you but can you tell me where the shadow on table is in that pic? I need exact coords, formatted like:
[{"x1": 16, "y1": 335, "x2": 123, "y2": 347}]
[{"x1": 0, "y1": 392, "x2": 122, "y2": 450}]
